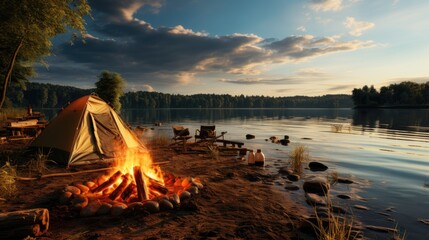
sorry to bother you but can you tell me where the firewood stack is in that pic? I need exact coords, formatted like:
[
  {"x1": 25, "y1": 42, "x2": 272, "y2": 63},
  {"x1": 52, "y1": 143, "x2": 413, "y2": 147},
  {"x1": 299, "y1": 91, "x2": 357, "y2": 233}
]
[{"x1": 59, "y1": 167, "x2": 203, "y2": 217}]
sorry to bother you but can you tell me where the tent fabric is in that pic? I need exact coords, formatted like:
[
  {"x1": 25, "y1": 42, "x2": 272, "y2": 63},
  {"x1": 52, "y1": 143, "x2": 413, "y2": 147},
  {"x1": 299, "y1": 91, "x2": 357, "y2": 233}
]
[{"x1": 30, "y1": 95, "x2": 144, "y2": 166}]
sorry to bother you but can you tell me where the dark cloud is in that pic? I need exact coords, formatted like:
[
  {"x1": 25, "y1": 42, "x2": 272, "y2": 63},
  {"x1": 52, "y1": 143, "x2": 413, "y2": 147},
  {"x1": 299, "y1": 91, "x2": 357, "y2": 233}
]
[
  {"x1": 36, "y1": 0, "x2": 374, "y2": 88},
  {"x1": 326, "y1": 85, "x2": 356, "y2": 91}
]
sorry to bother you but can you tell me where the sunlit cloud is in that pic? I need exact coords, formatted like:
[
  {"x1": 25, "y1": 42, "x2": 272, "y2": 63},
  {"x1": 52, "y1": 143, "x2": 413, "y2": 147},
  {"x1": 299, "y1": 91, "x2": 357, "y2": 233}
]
[
  {"x1": 344, "y1": 17, "x2": 375, "y2": 36},
  {"x1": 309, "y1": 0, "x2": 342, "y2": 12}
]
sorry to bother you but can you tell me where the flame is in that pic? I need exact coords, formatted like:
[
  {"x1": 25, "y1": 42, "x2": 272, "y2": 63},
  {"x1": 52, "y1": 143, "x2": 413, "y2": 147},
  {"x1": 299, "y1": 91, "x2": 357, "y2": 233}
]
[{"x1": 112, "y1": 148, "x2": 165, "y2": 199}]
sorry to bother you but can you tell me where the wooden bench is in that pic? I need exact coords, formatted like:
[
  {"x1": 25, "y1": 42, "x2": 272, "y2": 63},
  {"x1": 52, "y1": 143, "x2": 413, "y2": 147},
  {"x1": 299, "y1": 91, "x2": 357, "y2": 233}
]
[{"x1": 215, "y1": 139, "x2": 244, "y2": 148}]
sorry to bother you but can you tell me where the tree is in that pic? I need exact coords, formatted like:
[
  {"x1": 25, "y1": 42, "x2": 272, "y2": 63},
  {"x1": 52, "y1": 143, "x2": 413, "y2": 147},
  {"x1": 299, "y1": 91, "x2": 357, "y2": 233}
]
[
  {"x1": 95, "y1": 71, "x2": 125, "y2": 112},
  {"x1": 0, "y1": 0, "x2": 91, "y2": 109}
]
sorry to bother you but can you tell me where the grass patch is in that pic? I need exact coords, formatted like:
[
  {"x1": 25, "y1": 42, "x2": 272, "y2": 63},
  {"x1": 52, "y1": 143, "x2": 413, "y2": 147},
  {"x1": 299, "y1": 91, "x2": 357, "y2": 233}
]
[
  {"x1": 289, "y1": 145, "x2": 309, "y2": 174},
  {"x1": 26, "y1": 149, "x2": 55, "y2": 175},
  {"x1": 312, "y1": 196, "x2": 356, "y2": 240},
  {"x1": 331, "y1": 124, "x2": 351, "y2": 133},
  {"x1": 0, "y1": 161, "x2": 18, "y2": 200},
  {"x1": 328, "y1": 171, "x2": 339, "y2": 185}
]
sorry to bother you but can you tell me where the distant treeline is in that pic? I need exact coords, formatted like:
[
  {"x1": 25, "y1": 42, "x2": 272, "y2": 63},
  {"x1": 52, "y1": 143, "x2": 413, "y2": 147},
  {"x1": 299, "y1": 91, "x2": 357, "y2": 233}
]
[
  {"x1": 352, "y1": 81, "x2": 429, "y2": 107},
  {"x1": 7, "y1": 82, "x2": 353, "y2": 108}
]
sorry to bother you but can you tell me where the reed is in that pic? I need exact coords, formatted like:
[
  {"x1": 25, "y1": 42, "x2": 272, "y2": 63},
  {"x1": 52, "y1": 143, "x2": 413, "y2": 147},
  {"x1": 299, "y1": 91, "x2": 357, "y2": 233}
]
[
  {"x1": 207, "y1": 145, "x2": 219, "y2": 160},
  {"x1": 312, "y1": 195, "x2": 356, "y2": 240},
  {"x1": 289, "y1": 145, "x2": 309, "y2": 174},
  {"x1": 0, "y1": 161, "x2": 18, "y2": 199}
]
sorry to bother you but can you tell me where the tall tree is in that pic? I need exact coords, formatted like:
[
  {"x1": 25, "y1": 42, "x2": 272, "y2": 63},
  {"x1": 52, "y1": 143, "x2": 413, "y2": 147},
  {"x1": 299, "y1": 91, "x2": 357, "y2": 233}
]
[
  {"x1": 0, "y1": 0, "x2": 91, "y2": 109},
  {"x1": 95, "y1": 71, "x2": 125, "y2": 112}
]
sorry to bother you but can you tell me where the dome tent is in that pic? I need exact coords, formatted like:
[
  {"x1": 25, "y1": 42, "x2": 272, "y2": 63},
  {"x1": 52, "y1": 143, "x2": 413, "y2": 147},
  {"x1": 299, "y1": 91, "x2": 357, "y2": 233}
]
[{"x1": 30, "y1": 95, "x2": 143, "y2": 166}]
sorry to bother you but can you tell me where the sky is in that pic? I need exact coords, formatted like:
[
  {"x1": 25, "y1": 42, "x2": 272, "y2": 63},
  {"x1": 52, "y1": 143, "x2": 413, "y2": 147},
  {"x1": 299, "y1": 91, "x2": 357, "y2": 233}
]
[{"x1": 33, "y1": 0, "x2": 429, "y2": 97}]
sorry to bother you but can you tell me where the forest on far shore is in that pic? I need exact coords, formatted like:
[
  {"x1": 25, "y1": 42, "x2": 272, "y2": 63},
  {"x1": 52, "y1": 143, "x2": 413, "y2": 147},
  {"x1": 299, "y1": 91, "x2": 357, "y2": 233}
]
[
  {"x1": 6, "y1": 80, "x2": 428, "y2": 109},
  {"x1": 7, "y1": 82, "x2": 353, "y2": 109},
  {"x1": 352, "y1": 81, "x2": 429, "y2": 108}
]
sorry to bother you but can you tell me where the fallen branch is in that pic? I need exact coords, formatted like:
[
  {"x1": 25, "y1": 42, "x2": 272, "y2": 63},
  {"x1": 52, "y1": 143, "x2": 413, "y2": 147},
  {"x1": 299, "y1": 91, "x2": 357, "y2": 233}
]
[{"x1": 15, "y1": 167, "x2": 115, "y2": 181}]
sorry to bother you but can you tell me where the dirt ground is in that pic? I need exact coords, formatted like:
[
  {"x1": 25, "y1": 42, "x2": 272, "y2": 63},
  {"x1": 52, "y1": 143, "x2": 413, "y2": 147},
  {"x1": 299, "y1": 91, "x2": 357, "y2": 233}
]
[{"x1": 0, "y1": 143, "x2": 314, "y2": 240}]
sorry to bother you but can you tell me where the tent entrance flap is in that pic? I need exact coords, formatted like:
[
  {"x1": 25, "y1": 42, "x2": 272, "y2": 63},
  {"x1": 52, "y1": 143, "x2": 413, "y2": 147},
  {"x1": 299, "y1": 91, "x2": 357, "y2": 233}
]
[{"x1": 91, "y1": 112, "x2": 123, "y2": 157}]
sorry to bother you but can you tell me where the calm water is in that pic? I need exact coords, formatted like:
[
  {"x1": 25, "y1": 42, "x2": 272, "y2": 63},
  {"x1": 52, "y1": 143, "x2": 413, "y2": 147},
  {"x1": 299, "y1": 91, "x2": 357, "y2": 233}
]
[{"x1": 44, "y1": 108, "x2": 429, "y2": 239}]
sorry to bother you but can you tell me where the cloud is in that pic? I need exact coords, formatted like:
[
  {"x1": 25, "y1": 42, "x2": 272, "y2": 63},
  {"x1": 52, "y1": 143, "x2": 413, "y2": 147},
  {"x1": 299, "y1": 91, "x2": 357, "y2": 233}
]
[
  {"x1": 309, "y1": 0, "x2": 342, "y2": 11},
  {"x1": 89, "y1": 0, "x2": 164, "y2": 22},
  {"x1": 296, "y1": 68, "x2": 328, "y2": 77},
  {"x1": 344, "y1": 17, "x2": 375, "y2": 36},
  {"x1": 219, "y1": 77, "x2": 297, "y2": 85},
  {"x1": 43, "y1": 1, "x2": 374, "y2": 89},
  {"x1": 326, "y1": 85, "x2": 356, "y2": 91},
  {"x1": 383, "y1": 76, "x2": 429, "y2": 85}
]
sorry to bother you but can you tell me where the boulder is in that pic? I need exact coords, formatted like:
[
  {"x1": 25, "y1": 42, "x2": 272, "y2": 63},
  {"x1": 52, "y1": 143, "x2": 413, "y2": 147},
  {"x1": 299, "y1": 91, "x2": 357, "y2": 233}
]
[
  {"x1": 337, "y1": 177, "x2": 354, "y2": 184},
  {"x1": 303, "y1": 177, "x2": 330, "y2": 195},
  {"x1": 59, "y1": 191, "x2": 73, "y2": 205},
  {"x1": 337, "y1": 194, "x2": 351, "y2": 200},
  {"x1": 142, "y1": 201, "x2": 160, "y2": 213},
  {"x1": 111, "y1": 204, "x2": 127, "y2": 216},
  {"x1": 80, "y1": 201, "x2": 101, "y2": 217},
  {"x1": 308, "y1": 162, "x2": 328, "y2": 171},
  {"x1": 96, "y1": 203, "x2": 112, "y2": 215},
  {"x1": 159, "y1": 199, "x2": 174, "y2": 211},
  {"x1": 279, "y1": 139, "x2": 290, "y2": 146}
]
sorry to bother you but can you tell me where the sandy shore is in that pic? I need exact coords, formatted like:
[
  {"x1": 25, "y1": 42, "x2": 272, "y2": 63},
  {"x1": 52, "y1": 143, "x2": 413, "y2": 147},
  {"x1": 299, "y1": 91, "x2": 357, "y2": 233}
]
[{"x1": 0, "y1": 142, "x2": 314, "y2": 240}]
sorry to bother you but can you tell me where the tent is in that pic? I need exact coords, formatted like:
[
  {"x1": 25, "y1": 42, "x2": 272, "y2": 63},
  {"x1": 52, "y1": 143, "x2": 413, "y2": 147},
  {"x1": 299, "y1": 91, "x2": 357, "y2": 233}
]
[{"x1": 30, "y1": 95, "x2": 143, "y2": 166}]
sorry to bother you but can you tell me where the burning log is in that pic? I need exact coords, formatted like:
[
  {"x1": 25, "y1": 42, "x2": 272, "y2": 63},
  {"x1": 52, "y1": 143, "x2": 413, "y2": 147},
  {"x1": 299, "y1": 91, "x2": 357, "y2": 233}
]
[
  {"x1": 109, "y1": 173, "x2": 132, "y2": 201},
  {"x1": 92, "y1": 170, "x2": 122, "y2": 193},
  {"x1": 0, "y1": 208, "x2": 49, "y2": 238},
  {"x1": 149, "y1": 179, "x2": 169, "y2": 195},
  {"x1": 133, "y1": 166, "x2": 149, "y2": 201},
  {"x1": 121, "y1": 183, "x2": 136, "y2": 201}
]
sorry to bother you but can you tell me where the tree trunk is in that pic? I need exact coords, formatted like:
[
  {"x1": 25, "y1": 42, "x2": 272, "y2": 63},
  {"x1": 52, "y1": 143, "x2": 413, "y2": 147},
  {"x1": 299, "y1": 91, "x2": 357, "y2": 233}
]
[
  {"x1": 0, "y1": 38, "x2": 24, "y2": 109},
  {"x1": 0, "y1": 208, "x2": 49, "y2": 238}
]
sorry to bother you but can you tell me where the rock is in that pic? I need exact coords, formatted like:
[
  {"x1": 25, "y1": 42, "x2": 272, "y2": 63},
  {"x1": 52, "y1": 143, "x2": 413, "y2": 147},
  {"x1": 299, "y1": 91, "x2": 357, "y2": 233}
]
[
  {"x1": 278, "y1": 167, "x2": 293, "y2": 175},
  {"x1": 111, "y1": 204, "x2": 127, "y2": 216},
  {"x1": 308, "y1": 162, "x2": 328, "y2": 171},
  {"x1": 279, "y1": 139, "x2": 290, "y2": 146},
  {"x1": 269, "y1": 136, "x2": 278, "y2": 142},
  {"x1": 127, "y1": 202, "x2": 145, "y2": 211},
  {"x1": 191, "y1": 179, "x2": 204, "y2": 189},
  {"x1": 284, "y1": 184, "x2": 299, "y2": 191},
  {"x1": 337, "y1": 194, "x2": 351, "y2": 200},
  {"x1": 159, "y1": 199, "x2": 174, "y2": 211},
  {"x1": 337, "y1": 178, "x2": 354, "y2": 184},
  {"x1": 303, "y1": 177, "x2": 330, "y2": 195},
  {"x1": 246, "y1": 134, "x2": 255, "y2": 139},
  {"x1": 283, "y1": 135, "x2": 289, "y2": 140},
  {"x1": 354, "y1": 205, "x2": 369, "y2": 211},
  {"x1": 65, "y1": 185, "x2": 81, "y2": 195},
  {"x1": 188, "y1": 186, "x2": 199, "y2": 195},
  {"x1": 59, "y1": 191, "x2": 73, "y2": 205},
  {"x1": 74, "y1": 183, "x2": 89, "y2": 193},
  {"x1": 80, "y1": 201, "x2": 101, "y2": 217},
  {"x1": 331, "y1": 205, "x2": 347, "y2": 214},
  {"x1": 287, "y1": 174, "x2": 300, "y2": 182},
  {"x1": 169, "y1": 193, "x2": 181, "y2": 208},
  {"x1": 366, "y1": 225, "x2": 398, "y2": 233},
  {"x1": 71, "y1": 194, "x2": 88, "y2": 210},
  {"x1": 180, "y1": 191, "x2": 192, "y2": 201},
  {"x1": 96, "y1": 203, "x2": 112, "y2": 215},
  {"x1": 142, "y1": 201, "x2": 160, "y2": 213},
  {"x1": 305, "y1": 193, "x2": 327, "y2": 206}
]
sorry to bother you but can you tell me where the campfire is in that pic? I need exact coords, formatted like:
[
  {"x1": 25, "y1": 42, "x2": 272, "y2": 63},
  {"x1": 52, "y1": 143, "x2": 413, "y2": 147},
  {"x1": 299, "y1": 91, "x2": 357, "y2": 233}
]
[{"x1": 59, "y1": 149, "x2": 203, "y2": 217}]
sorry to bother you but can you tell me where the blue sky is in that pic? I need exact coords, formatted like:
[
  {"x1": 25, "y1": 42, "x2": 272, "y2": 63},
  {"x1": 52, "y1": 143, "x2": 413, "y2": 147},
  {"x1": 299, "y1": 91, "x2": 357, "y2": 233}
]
[{"x1": 33, "y1": 0, "x2": 429, "y2": 96}]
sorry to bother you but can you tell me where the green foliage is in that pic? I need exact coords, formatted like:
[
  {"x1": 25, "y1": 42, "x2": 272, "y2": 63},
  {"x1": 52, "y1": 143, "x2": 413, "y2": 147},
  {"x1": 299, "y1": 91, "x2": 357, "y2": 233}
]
[
  {"x1": 352, "y1": 81, "x2": 429, "y2": 107},
  {"x1": 95, "y1": 71, "x2": 125, "y2": 112},
  {"x1": 0, "y1": 0, "x2": 91, "y2": 108}
]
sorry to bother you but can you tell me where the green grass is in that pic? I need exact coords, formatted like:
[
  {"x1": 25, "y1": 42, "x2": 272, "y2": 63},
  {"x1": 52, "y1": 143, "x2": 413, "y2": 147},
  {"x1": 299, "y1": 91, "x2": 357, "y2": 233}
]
[
  {"x1": 0, "y1": 161, "x2": 18, "y2": 199},
  {"x1": 289, "y1": 145, "x2": 309, "y2": 174}
]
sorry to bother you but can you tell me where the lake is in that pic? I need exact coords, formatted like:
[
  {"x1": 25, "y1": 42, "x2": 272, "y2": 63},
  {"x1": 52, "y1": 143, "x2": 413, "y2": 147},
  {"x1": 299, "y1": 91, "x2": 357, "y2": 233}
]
[{"x1": 45, "y1": 108, "x2": 429, "y2": 239}]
